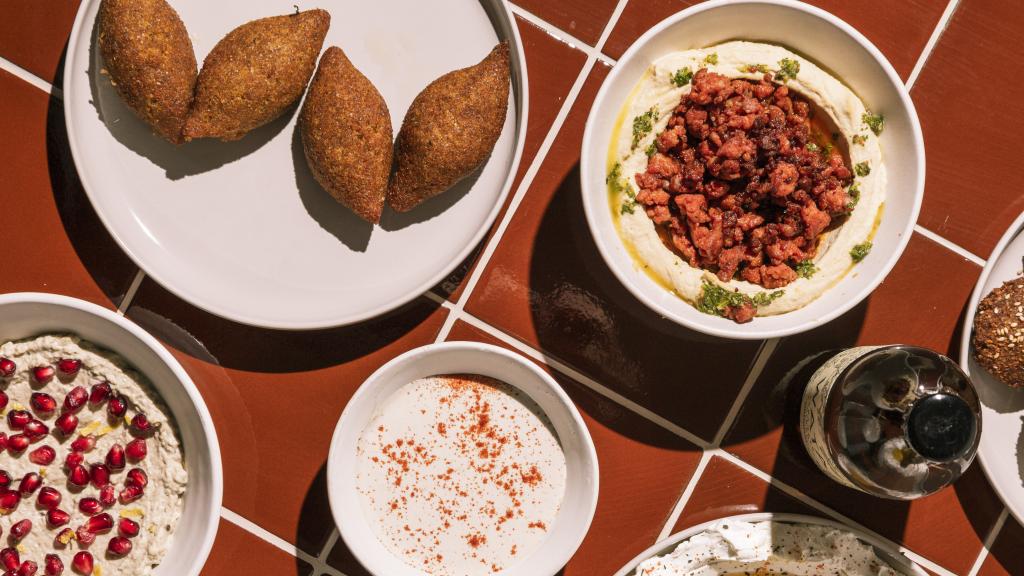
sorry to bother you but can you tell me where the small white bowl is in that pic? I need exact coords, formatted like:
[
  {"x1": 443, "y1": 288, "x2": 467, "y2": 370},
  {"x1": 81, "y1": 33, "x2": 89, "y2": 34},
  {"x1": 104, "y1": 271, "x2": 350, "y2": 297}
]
[
  {"x1": 0, "y1": 293, "x2": 222, "y2": 576},
  {"x1": 327, "y1": 341, "x2": 599, "y2": 576},
  {"x1": 613, "y1": 513, "x2": 927, "y2": 576},
  {"x1": 580, "y1": 0, "x2": 924, "y2": 340}
]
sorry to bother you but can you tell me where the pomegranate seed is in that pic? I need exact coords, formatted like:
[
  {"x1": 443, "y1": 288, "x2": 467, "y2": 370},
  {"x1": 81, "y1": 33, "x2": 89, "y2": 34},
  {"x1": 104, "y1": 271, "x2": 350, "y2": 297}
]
[
  {"x1": 9, "y1": 519, "x2": 31, "y2": 541},
  {"x1": 6, "y1": 435, "x2": 29, "y2": 454},
  {"x1": 0, "y1": 471, "x2": 10, "y2": 488},
  {"x1": 126, "y1": 468, "x2": 148, "y2": 489},
  {"x1": 108, "y1": 536, "x2": 132, "y2": 556},
  {"x1": 23, "y1": 420, "x2": 48, "y2": 440},
  {"x1": 30, "y1": 393, "x2": 57, "y2": 416},
  {"x1": 37, "y1": 487, "x2": 61, "y2": 509},
  {"x1": 70, "y1": 436, "x2": 94, "y2": 453},
  {"x1": 88, "y1": 382, "x2": 111, "y2": 406},
  {"x1": 78, "y1": 498, "x2": 102, "y2": 516},
  {"x1": 54, "y1": 528, "x2": 75, "y2": 547},
  {"x1": 18, "y1": 474, "x2": 41, "y2": 497},
  {"x1": 29, "y1": 445, "x2": 56, "y2": 465},
  {"x1": 68, "y1": 465, "x2": 89, "y2": 487},
  {"x1": 70, "y1": 552, "x2": 92, "y2": 575},
  {"x1": 1, "y1": 549, "x2": 19, "y2": 571},
  {"x1": 74, "y1": 525, "x2": 95, "y2": 546},
  {"x1": 107, "y1": 395, "x2": 128, "y2": 418},
  {"x1": 31, "y1": 366, "x2": 54, "y2": 384},
  {"x1": 7, "y1": 411, "x2": 30, "y2": 430},
  {"x1": 0, "y1": 391, "x2": 7, "y2": 411},
  {"x1": 119, "y1": 484, "x2": 143, "y2": 504},
  {"x1": 98, "y1": 484, "x2": 115, "y2": 508},
  {"x1": 106, "y1": 444, "x2": 125, "y2": 470},
  {"x1": 56, "y1": 358, "x2": 82, "y2": 376},
  {"x1": 17, "y1": 560, "x2": 38, "y2": 576},
  {"x1": 89, "y1": 464, "x2": 109, "y2": 488},
  {"x1": 129, "y1": 413, "x2": 154, "y2": 436},
  {"x1": 46, "y1": 509, "x2": 70, "y2": 527},
  {"x1": 44, "y1": 555, "x2": 62, "y2": 576},
  {"x1": 84, "y1": 513, "x2": 113, "y2": 534},
  {"x1": 118, "y1": 518, "x2": 140, "y2": 537},
  {"x1": 64, "y1": 452, "x2": 84, "y2": 470},
  {"x1": 62, "y1": 386, "x2": 88, "y2": 414},
  {"x1": 0, "y1": 490, "x2": 20, "y2": 512},
  {"x1": 55, "y1": 413, "x2": 77, "y2": 436},
  {"x1": 0, "y1": 357, "x2": 15, "y2": 377},
  {"x1": 126, "y1": 438, "x2": 147, "y2": 461},
  {"x1": 0, "y1": 433, "x2": 7, "y2": 452}
]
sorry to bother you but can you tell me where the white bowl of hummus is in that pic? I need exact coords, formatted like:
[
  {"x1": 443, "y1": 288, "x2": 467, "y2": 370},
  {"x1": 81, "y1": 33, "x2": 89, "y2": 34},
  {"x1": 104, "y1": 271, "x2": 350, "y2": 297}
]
[
  {"x1": 327, "y1": 341, "x2": 598, "y2": 576},
  {"x1": 613, "y1": 513, "x2": 927, "y2": 576},
  {"x1": 0, "y1": 293, "x2": 221, "y2": 576},
  {"x1": 581, "y1": 0, "x2": 924, "y2": 339}
]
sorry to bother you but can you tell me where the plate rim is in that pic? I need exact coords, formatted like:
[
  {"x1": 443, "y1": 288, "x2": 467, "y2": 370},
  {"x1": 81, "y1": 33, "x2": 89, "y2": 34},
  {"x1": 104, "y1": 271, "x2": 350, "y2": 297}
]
[
  {"x1": 958, "y1": 209, "x2": 1024, "y2": 528},
  {"x1": 62, "y1": 0, "x2": 529, "y2": 330},
  {"x1": 611, "y1": 512, "x2": 929, "y2": 576}
]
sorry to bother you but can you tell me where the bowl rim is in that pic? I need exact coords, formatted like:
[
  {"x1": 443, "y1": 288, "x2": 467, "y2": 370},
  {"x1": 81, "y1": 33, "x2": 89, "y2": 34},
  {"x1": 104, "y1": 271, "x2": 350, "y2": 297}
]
[
  {"x1": 326, "y1": 340, "x2": 600, "y2": 576},
  {"x1": 580, "y1": 0, "x2": 925, "y2": 340},
  {"x1": 612, "y1": 512, "x2": 929, "y2": 576},
  {"x1": 0, "y1": 292, "x2": 223, "y2": 576},
  {"x1": 61, "y1": 0, "x2": 530, "y2": 331}
]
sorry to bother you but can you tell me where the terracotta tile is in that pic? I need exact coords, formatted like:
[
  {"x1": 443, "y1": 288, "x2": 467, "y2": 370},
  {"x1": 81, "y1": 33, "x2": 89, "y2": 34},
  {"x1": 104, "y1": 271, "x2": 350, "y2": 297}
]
[
  {"x1": 201, "y1": 518, "x2": 312, "y2": 576},
  {"x1": 979, "y1": 516, "x2": 1024, "y2": 576},
  {"x1": 511, "y1": 0, "x2": 617, "y2": 46},
  {"x1": 327, "y1": 319, "x2": 701, "y2": 575},
  {"x1": 913, "y1": 0, "x2": 1024, "y2": 257},
  {"x1": 431, "y1": 16, "x2": 588, "y2": 301},
  {"x1": 124, "y1": 280, "x2": 448, "y2": 553},
  {"x1": 465, "y1": 63, "x2": 762, "y2": 441},
  {"x1": 0, "y1": 0, "x2": 80, "y2": 83},
  {"x1": 672, "y1": 455, "x2": 818, "y2": 533},
  {"x1": 721, "y1": 234, "x2": 999, "y2": 573},
  {"x1": 0, "y1": 69, "x2": 138, "y2": 307},
  {"x1": 602, "y1": 0, "x2": 945, "y2": 81}
]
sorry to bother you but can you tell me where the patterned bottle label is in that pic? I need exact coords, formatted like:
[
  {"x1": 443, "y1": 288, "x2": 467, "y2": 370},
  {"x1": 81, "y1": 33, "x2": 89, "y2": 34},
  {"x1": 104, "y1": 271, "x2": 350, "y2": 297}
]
[{"x1": 799, "y1": 345, "x2": 884, "y2": 492}]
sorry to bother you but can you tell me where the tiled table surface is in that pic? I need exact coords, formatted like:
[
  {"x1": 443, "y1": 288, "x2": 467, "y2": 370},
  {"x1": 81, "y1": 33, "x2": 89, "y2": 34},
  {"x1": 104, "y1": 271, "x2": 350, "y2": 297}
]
[{"x1": 2, "y1": 0, "x2": 1023, "y2": 574}]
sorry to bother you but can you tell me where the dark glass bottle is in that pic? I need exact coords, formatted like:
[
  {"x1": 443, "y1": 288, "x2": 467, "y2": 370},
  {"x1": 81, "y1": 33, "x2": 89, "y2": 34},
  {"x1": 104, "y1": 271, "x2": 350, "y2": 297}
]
[{"x1": 800, "y1": 345, "x2": 981, "y2": 499}]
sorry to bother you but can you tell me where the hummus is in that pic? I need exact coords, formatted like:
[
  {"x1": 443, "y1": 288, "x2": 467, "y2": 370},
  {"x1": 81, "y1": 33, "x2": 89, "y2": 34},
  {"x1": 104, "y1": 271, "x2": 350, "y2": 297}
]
[
  {"x1": 609, "y1": 41, "x2": 885, "y2": 316},
  {"x1": 636, "y1": 520, "x2": 901, "y2": 575},
  {"x1": 0, "y1": 335, "x2": 186, "y2": 576}
]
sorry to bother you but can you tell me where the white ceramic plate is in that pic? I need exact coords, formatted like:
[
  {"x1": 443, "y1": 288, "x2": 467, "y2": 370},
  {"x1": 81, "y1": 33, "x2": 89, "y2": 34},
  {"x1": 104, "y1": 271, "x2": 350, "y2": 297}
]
[
  {"x1": 326, "y1": 342, "x2": 599, "y2": 576},
  {"x1": 613, "y1": 513, "x2": 927, "y2": 576},
  {"x1": 0, "y1": 293, "x2": 222, "y2": 576},
  {"x1": 959, "y1": 211, "x2": 1024, "y2": 527},
  {"x1": 580, "y1": 0, "x2": 924, "y2": 339},
  {"x1": 63, "y1": 0, "x2": 527, "y2": 329}
]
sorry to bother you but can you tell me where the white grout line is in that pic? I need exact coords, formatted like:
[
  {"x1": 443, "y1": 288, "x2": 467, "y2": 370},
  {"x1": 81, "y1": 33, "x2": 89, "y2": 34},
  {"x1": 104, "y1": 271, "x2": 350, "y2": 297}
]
[
  {"x1": 968, "y1": 507, "x2": 1009, "y2": 576},
  {"x1": 710, "y1": 338, "x2": 779, "y2": 447},
  {"x1": 656, "y1": 450, "x2": 712, "y2": 541},
  {"x1": 0, "y1": 55, "x2": 59, "y2": 97},
  {"x1": 220, "y1": 507, "x2": 321, "y2": 567},
  {"x1": 506, "y1": 2, "x2": 617, "y2": 67},
  {"x1": 116, "y1": 269, "x2": 147, "y2": 315},
  {"x1": 906, "y1": 0, "x2": 962, "y2": 90},
  {"x1": 914, "y1": 224, "x2": 986, "y2": 266}
]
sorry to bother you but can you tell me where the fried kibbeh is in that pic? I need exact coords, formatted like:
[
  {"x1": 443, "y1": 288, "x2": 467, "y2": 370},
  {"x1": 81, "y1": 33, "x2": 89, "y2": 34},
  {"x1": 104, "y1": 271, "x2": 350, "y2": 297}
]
[
  {"x1": 387, "y1": 42, "x2": 510, "y2": 212},
  {"x1": 300, "y1": 47, "x2": 393, "y2": 224},
  {"x1": 182, "y1": 9, "x2": 330, "y2": 142},
  {"x1": 97, "y1": 0, "x2": 197, "y2": 144}
]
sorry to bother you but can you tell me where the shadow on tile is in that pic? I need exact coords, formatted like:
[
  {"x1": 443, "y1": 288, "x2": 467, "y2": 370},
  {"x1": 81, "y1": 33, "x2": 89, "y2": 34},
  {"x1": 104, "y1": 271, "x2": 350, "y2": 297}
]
[{"x1": 295, "y1": 461, "x2": 337, "y2": 569}]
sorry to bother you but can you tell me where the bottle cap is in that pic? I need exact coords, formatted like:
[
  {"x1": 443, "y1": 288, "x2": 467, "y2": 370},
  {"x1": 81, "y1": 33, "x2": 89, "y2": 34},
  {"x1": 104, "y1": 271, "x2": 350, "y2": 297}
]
[{"x1": 907, "y1": 393, "x2": 976, "y2": 462}]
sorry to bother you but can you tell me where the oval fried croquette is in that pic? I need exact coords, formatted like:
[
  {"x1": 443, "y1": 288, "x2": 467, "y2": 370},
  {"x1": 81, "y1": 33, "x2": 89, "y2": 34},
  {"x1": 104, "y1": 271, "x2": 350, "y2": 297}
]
[
  {"x1": 387, "y1": 42, "x2": 511, "y2": 212},
  {"x1": 97, "y1": 0, "x2": 197, "y2": 144},
  {"x1": 182, "y1": 9, "x2": 330, "y2": 142},
  {"x1": 300, "y1": 47, "x2": 392, "y2": 224}
]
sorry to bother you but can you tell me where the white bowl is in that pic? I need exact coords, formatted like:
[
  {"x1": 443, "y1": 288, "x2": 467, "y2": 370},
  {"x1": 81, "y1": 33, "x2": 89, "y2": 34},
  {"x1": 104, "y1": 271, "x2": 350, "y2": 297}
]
[
  {"x1": 327, "y1": 341, "x2": 599, "y2": 576},
  {"x1": 580, "y1": 0, "x2": 924, "y2": 340},
  {"x1": 613, "y1": 513, "x2": 928, "y2": 576},
  {"x1": 0, "y1": 293, "x2": 222, "y2": 576}
]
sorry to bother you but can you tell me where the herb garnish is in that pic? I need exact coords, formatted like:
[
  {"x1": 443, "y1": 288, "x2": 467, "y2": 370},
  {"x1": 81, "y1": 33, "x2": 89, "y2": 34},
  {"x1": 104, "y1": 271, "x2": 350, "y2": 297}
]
[
  {"x1": 752, "y1": 290, "x2": 786, "y2": 307},
  {"x1": 741, "y1": 64, "x2": 770, "y2": 74},
  {"x1": 606, "y1": 162, "x2": 623, "y2": 190},
  {"x1": 850, "y1": 241, "x2": 873, "y2": 263},
  {"x1": 631, "y1": 107, "x2": 659, "y2": 150},
  {"x1": 608, "y1": 163, "x2": 637, "y2": 214},
  {"x1": 645, "y1": 142, "x2": 658, "y2": 157},
  {"x1": 862, "y1": 112, "x2": 885, "y2": 136},
  {"x1": 806, "y1": 142, "x2": 819, "y2": 152},
  {"x1": 775, "y1": 58, "x2": 800, "y2": 81},
  {"x1": 852, "y1": 134, "x2": 868, "y2": 146},
  {"x1": 704, "y1": 53, "x2": 719, "y2": 65},
  {"x1": 847, "y1": 181, "x2": 861, "y2": 210},
  {"x1": 795, "y1": 260, "x2": 818, "y2": 279},
  {"x1": 620, "y1": 187, "x2": 637, "y2": 214},
  {"x1": 671, "y1": 67, "x2": 694, "y2": 87},
  {"x1": 854, "y1": 162, "x2": 871, "y2": 177},
  {"x1": 696, "y1": 279, "x2": 783, "y2": 317}
]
